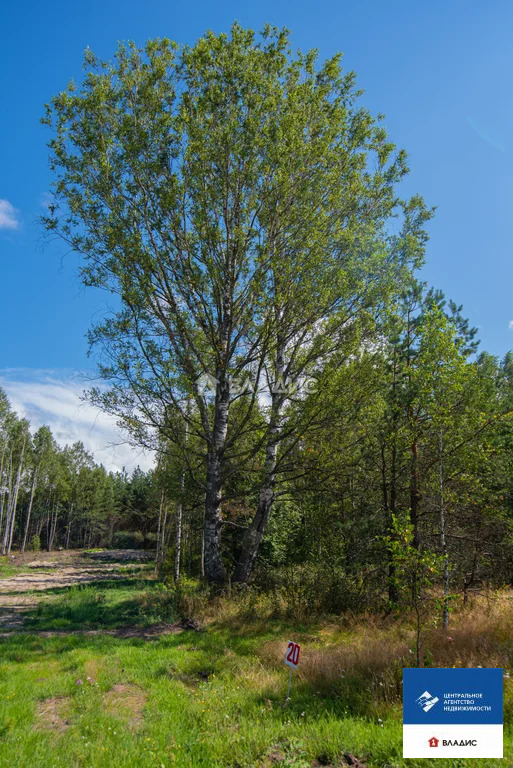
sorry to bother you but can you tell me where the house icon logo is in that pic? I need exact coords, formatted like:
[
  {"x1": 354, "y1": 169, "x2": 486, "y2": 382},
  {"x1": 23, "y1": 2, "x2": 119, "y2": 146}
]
[
  {"x1": 428, "y1": 737, "x2": 439, "y2": 748},
  {"x1": 416, "y1": 690, "x2": 440, "y2": 712}
]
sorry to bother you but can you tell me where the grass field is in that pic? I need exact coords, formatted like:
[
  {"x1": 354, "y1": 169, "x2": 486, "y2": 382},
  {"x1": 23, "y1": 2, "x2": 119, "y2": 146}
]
[{"x1": 0, "y1": 551, "x2": 511, "y2": 767}]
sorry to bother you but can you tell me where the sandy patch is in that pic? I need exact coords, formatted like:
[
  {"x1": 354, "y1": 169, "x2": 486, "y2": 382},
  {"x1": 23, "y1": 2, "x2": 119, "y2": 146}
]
[
  {"x1": 103, "y1": 683, "x2": 147, "y2": 729},
  {"x1": 35, "y1": 696, "x2": 70, "y2": 732}
]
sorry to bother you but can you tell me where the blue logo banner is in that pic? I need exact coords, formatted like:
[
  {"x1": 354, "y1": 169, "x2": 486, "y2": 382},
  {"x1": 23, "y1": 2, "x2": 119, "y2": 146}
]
[{"x1": 403, "y1": 668, "x2": 503, "y2": 725}]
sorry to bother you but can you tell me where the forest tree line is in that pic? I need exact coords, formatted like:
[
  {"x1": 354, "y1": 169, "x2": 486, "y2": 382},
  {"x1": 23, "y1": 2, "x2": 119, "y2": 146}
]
[{"x1": 0, "y1": 391, "x2": 158, "y2": 555}]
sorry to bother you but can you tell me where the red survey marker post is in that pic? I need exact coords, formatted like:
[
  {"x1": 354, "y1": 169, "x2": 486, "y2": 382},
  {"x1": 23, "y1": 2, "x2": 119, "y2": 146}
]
[{"x1": 284, "y1": 641, "x2": 301, "y2": 702}]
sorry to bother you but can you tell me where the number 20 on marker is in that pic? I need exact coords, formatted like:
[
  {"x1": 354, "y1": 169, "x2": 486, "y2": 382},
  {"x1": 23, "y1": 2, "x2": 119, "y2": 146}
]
[{"x1": 284, "y1": 640, "x2": 301, "y2": 668}]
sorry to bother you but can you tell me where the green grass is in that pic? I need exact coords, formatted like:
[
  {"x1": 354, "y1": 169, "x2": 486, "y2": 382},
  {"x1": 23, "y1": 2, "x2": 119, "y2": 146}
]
[
  {"x1": 22, "y1": 580, "x2": 171, "y2": 631},
  {"x1": 0, "y1": 607, "x2": 511, "y2": 767},
  {"x1": 0, "y1": 560, "x2": 36, "y2": 578},
  {"x1": 1, "y1": 570, "x2": 512, "y2": 767}
]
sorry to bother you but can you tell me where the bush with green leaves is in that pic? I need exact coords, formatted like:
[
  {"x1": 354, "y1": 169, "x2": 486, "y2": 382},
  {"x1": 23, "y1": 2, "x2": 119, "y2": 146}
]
[
  {"x1": 169, "y1": 576, "x2": 210, "y2": 622},
  {"x1": 111, "y1": 530, "x2": 144, "y2": 549},
  {"x1": 143, "y1": 531, "x2": 157, "y2": 550}
]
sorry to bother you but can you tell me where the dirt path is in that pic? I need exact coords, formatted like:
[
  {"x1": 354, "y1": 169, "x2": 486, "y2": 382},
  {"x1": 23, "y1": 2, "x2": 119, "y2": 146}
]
[{"x1": 0, "y1": 549, "x2": 154, "y2": 631}]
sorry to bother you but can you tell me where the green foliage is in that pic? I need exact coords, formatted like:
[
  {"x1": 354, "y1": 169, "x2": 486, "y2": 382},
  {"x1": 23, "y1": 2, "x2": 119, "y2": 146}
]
[
  {"x1": 170, "y1": 577, "x2": 210, "y2": 622},
  {"x1": 142, "y1": 531, "x2": 157, "y2": 550},
  {"x1": 42, "y1": 22, "x2": 433, "y2": 586},
  {"x1": 132, "y1": 582, "x2": 178, "y2": 624},
  {"x1": 0, "y1": 22, "x2": 504, "y2": 610},
  {"x1": 29, "y1": 534, "x2": 40, "y2": 552},
  {"x1": 111, "y1": 530, "x2": 145, "y2": 549},
  {"x1": 386, "y1": 512, "x2": 442, "y2": 605},
  {"x1": 386, "y1": 511, "x2": 443, "y2": 665},
  {"x1": 255, "y1": 564, "x2": 379, "y2": 618}
]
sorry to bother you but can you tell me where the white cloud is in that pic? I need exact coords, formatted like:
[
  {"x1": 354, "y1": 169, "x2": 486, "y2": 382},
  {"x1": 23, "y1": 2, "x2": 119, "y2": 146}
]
[
  {"x1": 0, "y1": 369, "x2": 154, "y2": 474},
  {"x1": 0, "y1": 199, "x2": 20, "y2": 230},
  {"x1": 509, "y1": 320, "x2": 513, "y2": 330}
]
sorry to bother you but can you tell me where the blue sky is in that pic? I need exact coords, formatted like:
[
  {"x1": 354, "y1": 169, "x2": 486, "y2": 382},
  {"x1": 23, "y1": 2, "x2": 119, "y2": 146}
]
[{"x1": 1, "y1": 0, "x2": 512, "y2": 466}]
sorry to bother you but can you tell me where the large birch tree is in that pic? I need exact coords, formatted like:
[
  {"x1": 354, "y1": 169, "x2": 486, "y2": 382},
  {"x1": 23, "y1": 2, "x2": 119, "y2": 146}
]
[{"x1": 43, "y1": 24, "x2": 427, "y2": 584}]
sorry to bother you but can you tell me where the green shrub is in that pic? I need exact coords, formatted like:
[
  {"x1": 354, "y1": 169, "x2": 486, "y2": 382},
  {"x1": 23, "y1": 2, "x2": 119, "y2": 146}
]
[
  {"x1": 131, "y1": 580, "x2": 208, "y2": 625},
  {"x1": 135, "y1": 583, "x2": 177, "y2": 623},
  {"x1": 111, "y1": 531, "x2": 144, "y2": 549},
  {"x1": 143, "y1": 531, "x2": 157, "y2": 550},
  {"x1": 166, "y1": 576, "x2": 209, "y2": 622},
  {"x1": 254, "y1": 563, "x2": 380, "y2": 618},
  {"x1": 29, "y1": 534, "x2": 41, "y2": 552}
]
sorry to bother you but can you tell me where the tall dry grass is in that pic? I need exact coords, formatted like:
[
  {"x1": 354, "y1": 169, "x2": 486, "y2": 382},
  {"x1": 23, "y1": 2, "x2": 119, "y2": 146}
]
[{"x1": 255, "y1": 593, "x2": 513, "y2": 710}]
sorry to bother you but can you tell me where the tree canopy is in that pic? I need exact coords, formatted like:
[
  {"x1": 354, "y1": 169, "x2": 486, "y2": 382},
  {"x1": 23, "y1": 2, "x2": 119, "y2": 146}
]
[{"x1": 36, "y1": 24, "x2": 513, "y2": 628}]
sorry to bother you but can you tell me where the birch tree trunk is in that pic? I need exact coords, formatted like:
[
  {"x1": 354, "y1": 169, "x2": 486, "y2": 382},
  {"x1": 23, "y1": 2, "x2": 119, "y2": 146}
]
[
  {"x1": 174, "y1": 414, "x2": 188, "y2": 584},
  {"x1": 0, "y1": 447, "x2": 8, "y2": 544},
  {"x1": 233, "y1": 344, "x2": 285, "y2": 584},
  {"x1": 21, "y1": 468, "x2": 38, "y2": 553},
  {"x1": 45, "y1": 509, "x2": 50, "y2": 551},
  {"x1": 174, "y1": 497, "x2": 183, "y2": 583},
  {"x1": 4, "y1": 437, "x2": 26, "y2": 555},
  {"x1": 48, "y1": 504, "x2": 58, "y2": 551},
  {"x1": 1, "y1": 496, "x2": 12, "y2": 556},
  {"x1": 233, "y1": 423, "x2": 279, "y2": 583},
  {"x1": 1, "y1": 451, "x2": 13, "y2": 555},
  {"x1": 204, "y1": 449, "x2": 226, "y2": 584},
  {"x1": 155, "y1": 490, "x2": 165, "y2": 575},
  {"x1": 160, "y1": 502, "x2": 168, "y2": 573},
  {"x1": 203, "y1": 375, "x2": 229, "y2": 585},
  {"x1": 65, "y1": 503, "x2": 74, "y2": 549}
]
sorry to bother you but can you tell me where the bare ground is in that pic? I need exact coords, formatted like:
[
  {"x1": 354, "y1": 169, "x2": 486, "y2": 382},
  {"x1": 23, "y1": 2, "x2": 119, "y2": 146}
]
[
  {"x1": 35, "y1": 696, "x2": 72, "y2": 732},
  {"x1": 103, "y1": 683, "x2": 148, "y2": 729}
]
